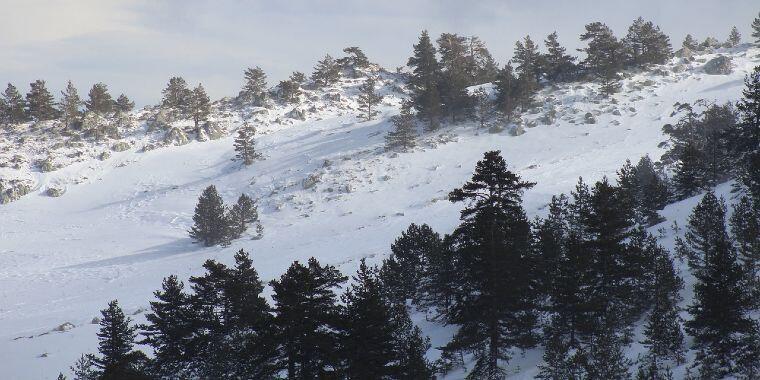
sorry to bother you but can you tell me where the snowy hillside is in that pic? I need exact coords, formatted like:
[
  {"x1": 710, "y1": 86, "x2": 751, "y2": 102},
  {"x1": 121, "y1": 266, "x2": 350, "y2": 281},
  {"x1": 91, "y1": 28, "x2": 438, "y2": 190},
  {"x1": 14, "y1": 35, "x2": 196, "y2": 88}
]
[{"x1": 1, "y1": 45, "x2": 759, "y2": 379}]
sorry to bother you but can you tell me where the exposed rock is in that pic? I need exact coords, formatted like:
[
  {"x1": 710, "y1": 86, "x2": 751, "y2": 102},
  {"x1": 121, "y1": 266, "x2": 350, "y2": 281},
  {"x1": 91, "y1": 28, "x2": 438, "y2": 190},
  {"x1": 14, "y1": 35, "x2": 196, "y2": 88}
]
[
  {"x1": 111, "y1": 141, "x2": 131, "y2": 152},
  {"x1": 302, "y1": 173, "x2": 322, "y2": 189},
  {"x1": 163, "y1": 127, "x2": 190, "y2": 146},
  {"x1": 52, "y1": 322, "x2": 75, "y2": 332},
  {"x1": 703, "y1": 56, "x2": 733, "y2": 75},
  {"x1": 510, "y1": 125, "x2": 525, "y2": 136},
  {"x1": 584, "y1": 112, "x2": 597, "y2": 124},
  {"x1": 0, "y1": 179, "x2": 32, "y2": 204},
  {"x1": 203, "y1": 122, "x2": 226, "y2": 140},
  {"x1": 98, "y1": 151, "x2": 111, "y2": 161},
  {"x1": 286, "y1": 107, "x2": 307, "y2": 121},
  {"x1": 37, "y1": 156, "x2": 57, "y2": 172},
  {"x1": 675, "y1": 47, "x2": 693, "y2": 59},
  {"x1": 488, "y1": 125, "x2": 505, "y2": 134},
  {"x1": 46, "y1": 187, "x2": 65, "y2": 197}
]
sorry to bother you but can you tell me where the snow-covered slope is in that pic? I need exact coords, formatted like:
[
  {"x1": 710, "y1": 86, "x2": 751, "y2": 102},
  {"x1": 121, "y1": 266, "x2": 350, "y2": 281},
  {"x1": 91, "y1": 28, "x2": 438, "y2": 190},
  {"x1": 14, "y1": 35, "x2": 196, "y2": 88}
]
[{"x1": 1, "y1": 46, "x2": 758, "y2": 379}]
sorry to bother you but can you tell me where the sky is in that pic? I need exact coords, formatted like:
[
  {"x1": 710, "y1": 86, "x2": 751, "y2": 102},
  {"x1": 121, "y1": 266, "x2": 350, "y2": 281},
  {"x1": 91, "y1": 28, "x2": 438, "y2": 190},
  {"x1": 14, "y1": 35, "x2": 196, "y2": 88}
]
[{"x1": 0, "y1": 0, "x2": 757, "y2": 106}]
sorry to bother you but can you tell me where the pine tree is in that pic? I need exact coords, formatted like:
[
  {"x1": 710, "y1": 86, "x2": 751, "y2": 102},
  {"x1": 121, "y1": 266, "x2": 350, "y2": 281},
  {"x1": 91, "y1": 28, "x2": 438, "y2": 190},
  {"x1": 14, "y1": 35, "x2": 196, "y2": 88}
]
[
  {"x1": 512, "y1": 35, "x2": 541, "y2": 103},
  {"x1": 357, "y1": 76, "x2": 383, "y2": 121},
  {"x1": 238, "y1": 66, "x2": 268, "y2": 107},
  {"x1": 683, "y1": 192, "x2": 755, "y2": 378},
  {"x1": 580, "y1": 22, "x2": 624, "y2": 95},
  {"x1": 311, "y1": 54, "x2": 341, "y2": 88},
  {"x1": 57, "y1": 373, "x2": 67, "y2": 380},
  {"x1": 543, "y1": 31, "x2": 577, "y2": 82},
  {"x1": 60, "y1": 80, "x2": 82, "y2": 129},
  {"x1": 735, "y1": 66, "x2": 760, "y2": 199},
  {"x1": 342, "y1": 260, "x2": 397, "y2": 380},
  {"x1": 389, "y1": 305, "x2": 434, "y2": 380},
  {"x1": 465, "y1": 36, "x2": 498, "y2": 84},
  {"x1": 728, "y1": 26, "x2": 742, "y2": 47},
  {"x1": 617, "y1": 156, "x2": 669, "y2": 225},
  {"x1": 70, "y1": 354, "x2": 98, "y2": 380},
  {"x1": 233, "y1": 123, "x2": 261, "y2": 165},
  {"x1": 2, "y1": 83, "x2": 26, "y2": 124},
  {"x1": 386, "y1": 223, "x2": 441, "y2": 303},
  {"x1": 161, "y1": 76, "x2": 192, "y2": 116},
  {"x1": 407, "y1": 30, "x2": 442, "y2": 131},
  {"x1": 85, "y1": 82, "x2": 114, "y2": 114},
  {"x1": 26, "y1": 79, "x2": 58, "y2": 121},
  {"x1": 729, "y1": 196, "x2": 760, "y2": 306},
  {"x1": 277, "y1": 72, "x2": 303, "y2": 103},
  {"x1": 338, "y1": 46, "x2": 370, "y2": 77},
  {"x1": 623, "y1": 17, "x2": 672, "y2": 67},
  {"x1": 228, "y1": 193, "x2": 260, "y2": 239},
  {"x1": 385, "y1": 101, "x2": 417, "y2": 152},
  {"x1": 141, "y1": 275, "x2": 193, "y2": 377},
  {"x1": 444, "y1": 151, "x2": 538, "y2": 379},
  {"x1": 437, "y1": 33, "x2": 473, "y2": 123},
  {"x1": 473, "y1": 87, "x2": 490, "y2": 128},
  {"x1": 753, "y1": 12, "x2": 760, "y2": 45},
  {"x1": 672, "y1": 142, "x2": 706, "y2": 199},
  {"x1": 494, "y1": 62, "x2": 519, "y2": 120},
  {"x1": 189, "y1": 84, "x2": 211, "y2": 136},
  {"x1": 189, "y1": 185, "x2": 230, "y2": 246},
  {"x1": 270, "y1": 258, "x2": 346, "y2": 379},
  {"x1": 114, "y1": 94, "x2": 134, "y2": 114},
  {"x1": 586, "y1": 326, "x2": 632, "y2": 380},
  {"x1": 94, "y1": 300, "x2": 147, "y2": 379},
  {"x1": 682, "y1": 34, "x2": 699, "y2": 51}
]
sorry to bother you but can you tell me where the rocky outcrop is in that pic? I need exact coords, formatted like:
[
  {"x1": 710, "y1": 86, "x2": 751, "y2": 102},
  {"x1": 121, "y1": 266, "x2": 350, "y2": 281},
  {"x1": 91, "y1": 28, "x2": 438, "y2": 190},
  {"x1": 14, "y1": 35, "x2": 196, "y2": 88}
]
[{"x1": 703, "y1": 56, "x2": 733, "y2": 75}]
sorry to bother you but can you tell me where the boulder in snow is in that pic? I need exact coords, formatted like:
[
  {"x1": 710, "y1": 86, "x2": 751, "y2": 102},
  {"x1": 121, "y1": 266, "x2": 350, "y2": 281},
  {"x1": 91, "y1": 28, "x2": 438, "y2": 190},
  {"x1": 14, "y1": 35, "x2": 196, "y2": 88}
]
[
  {"x1": 703, "y1": 56, "x2": 733, "y2": 75},
  {"x1": 163, "y1": 127, "x2": 190, "y2": 146}
]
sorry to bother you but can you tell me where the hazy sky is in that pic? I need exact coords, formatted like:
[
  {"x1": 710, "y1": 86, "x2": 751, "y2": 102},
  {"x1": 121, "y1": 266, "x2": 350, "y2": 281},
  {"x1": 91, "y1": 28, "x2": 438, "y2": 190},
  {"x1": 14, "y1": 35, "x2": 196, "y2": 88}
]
[{"x1": 0, "y1": 0, "x2": 756, "y2": 106}]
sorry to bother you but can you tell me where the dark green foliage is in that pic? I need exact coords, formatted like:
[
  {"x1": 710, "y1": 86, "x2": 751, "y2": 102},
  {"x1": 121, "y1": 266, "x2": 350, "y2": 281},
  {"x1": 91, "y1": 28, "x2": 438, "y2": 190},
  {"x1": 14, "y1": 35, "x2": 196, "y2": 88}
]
[
  {"x1": 728, "y1": 26, "x2": 741, "y2": 47},
  {"x1": 141, "y1": 275, "x2": 193, "y2": 377},
  {"x1": 60, "y1": 81, "x2": 82, "y2": 129},
  {"x1": 114, "y1": 94, "x2": 134, "y2": 114},
  {"x1": 464, "y1": 36, "x2": 498, "y2": 84},
  {"x1": 311, "y1": 54, "x2": 341, "y2": 88},
  {"x1": 580, "y1": 22, "x2": 625, "y2": 95},
  {"x1": 270, "y1": 258, "x2": 346, "y2": 379},
  {"x1": 189, "y1": 185, "x2": 230, "y2": 246},
  {"x1": 2, "y1": 83, "x2": 27, "y2": 124},
  {"x1": 730, "y1": 196, "x2": 760, "y2": 302},
  {"x1": 407, "y1": 30, "x2": 442, "y2": 131},
  {"x1": 277, "y1": 72, "x2": 303, "y2": 103},
  {"x1": 228, "y1": 193, "x2": 260, "y2": 239},
  {"x1": 616, "y1": 156, "x2": 669, "y2": 225},
  {"x1": 233, "y1": 123, "x2": 261, "y2": 165},
  {"x1": 735, "y1": 66, "x2": 760, "y2": 199},
  {"x1": 70, "y1": 354, "x2": 98, "y2": 380},
  {"x1": 753, "y1": 13, "x2": 760, "y2": 44},
  {"x1": 672, "y1": 142, "x2": 706, "y2": 199},
  {"x1": 357, "y1": 76, "x2": 383, "y2": 121},
  {"x1": 85, "y1": 83, "x2": 114, "y2": 114},
  {"x1": 388, "y1": 223, "x2": 441, "y2": 303},
  {"x1": 238, "y1": 66, "x2": 268, "y2": 107},
  {"x1": 623, "y1": 17, "x2": 672, "y2": 67},
  {"x1": 385, "y1": 101, "x2": 417, "y2": 151},
  {"x1": 94, "y1": 300, "x2": 149, "y2": 379},
  {"x1": 586, "y1": 327, "x2": 632, "y2": 380},
  {"x1": 189, "y1": 84, "x2": 211, "y2": 135},
  {"x1": 443, "y1": 151, "x2": 538, "y2": 379},
  {"x1": 683, "y1": 192, "x2": 755, "y2": 378},
  {"x1": 26, "y1": 79, "x2": 58, "y2": 121},
  {"x1": 161, "y1": 76, "x2": 191, "y2": 116},
  {"x1": 437, "y1": 33, "x2": 473, "y2": 123},
  {"x1": 512, "y1": 35, "x2": 541, "y2": 105},
  {"x1": 338, "y1": 46, "x2": 370, "y2": 77},
  {"x1": 682, "y1": 34, "x2": 699, "y2": 50},
  {"x1": 472, "y1": 87, "x2": 490, "y2": 128},
  {"x1": 57, "y1": 372, "x2": 67, "y2": 380},
  {"x1": 494, "y1": 62, "x2": 519, "y2": 120},
  {"x1": 543, "y1": 31, "x2": 577, "y2": 82}
]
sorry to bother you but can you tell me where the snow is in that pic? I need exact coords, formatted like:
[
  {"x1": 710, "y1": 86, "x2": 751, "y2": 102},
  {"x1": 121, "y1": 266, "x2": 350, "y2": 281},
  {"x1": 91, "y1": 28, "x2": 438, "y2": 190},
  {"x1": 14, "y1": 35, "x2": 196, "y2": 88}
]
[{"x1": 1, "y1": 46, "x2": 758, "y2": 379}]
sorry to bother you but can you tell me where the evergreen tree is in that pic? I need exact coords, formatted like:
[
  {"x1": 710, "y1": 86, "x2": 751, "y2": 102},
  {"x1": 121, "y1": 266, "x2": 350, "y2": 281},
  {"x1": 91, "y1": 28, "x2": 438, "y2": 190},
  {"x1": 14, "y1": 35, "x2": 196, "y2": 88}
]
[
  {"x1": 682, "y1": 34, "x2": 699, "y2": 51},
  {"x1": 238, "y1": 66, "x2": 268, "y2": 107},
  {"x1": 385, "y1": 101, "x2": 417, "y2": 152},
  {"x1": 337, "y1": 46, "x2": 370, "y2": 77},
  {"x1": 2, "y1": 83, "x2": 27, "y2": 124},
  {"x1": 683, "y1": 192, "x2": 755, "y2": 378},
  {"x1": 443, "y1": 151, "x2": 538, "y2": 379},
  {"x1": 70, "y1": 354, "x2": 98, "y2": 380},
  {"x1": 623, "y1": 17, "x2": 672, "y2": 67},
  {"x1": 580, "y1": 22, "x2": 625, "y2": 95},
  {"x1": 415, "y1": 234, "x2": 458, "y2": 316},
  {"x1": 57, "y1": 373, "x2": 67, "y2": 380},
  {"x1": 357, "y1": 76, "x2": 383, "y2": 121},
  {"x1": 586, "y1": 326, "x2": 632, "y2": 380},
  {"x1": 188, "y1": 185, "x2": 230, "y2": 246},
  {"x1": 407, "y1": 30, "x2": 442, "y2": 131},
  {"x1": 114, "y1": 94, "x2": 134, "y2": 114},
  {"x1": 494, "y1": 62, "x2": 519, "y2": 121},
  {"x1": 189, "y1": 84, "x2": 211, "y2": 135},
  {"x1": 161, "y1": 76, "x2": 191, "y2": 116},
  {"x1": 342, "y1": 260, "x2": 397, "y2": 380},
  {"x1": 85, "y1": 82, "x2": 114, "y2": 114},
  {"x1": 94, "y1": 300, "x2": 147, "y2": 379},
  {"x1": 228, "y1": 193, "x2": 260, "y2": 239},
  {"x1": 728, "y1": 26, "x2": 742, "y2": 47},
  {"x1": 311, "y1": 54, "x2": 341, "y2": 88},
  {"x1": 735, "y1": 66, "x2": 760, "y2": 199},
  {"x1": 277, "y1": 72, "x2": 303, "y2": 103},
  {"x1": 512, "y1": 35, "x2": 541, "y2": 104},
  {"x1": 473, "y1": 87, "x2": 490, "y2": 128},
  {"x1": 617, "y1": 156, "x2": 669, "y2": 225},
  {"x1": 437, "y1": 33, "x2": 473, "y2": 123},
  {"x1": 543, "y1": 31, "x2": 577, "y2": 83},
  {"x1": 729, "y1": 196, "x2": 760, "y2": 306},
  {"x1": 672, "y1": 142, "x2": 706, "y2": 199},
  {"x1": 26, "y1": 79, "x2": 58, "y2": 121},
  {"x1": 753, "y1": 12, "x2": 760, "y2": 45},
  {"x1": 233, "y1": 123, "x2": 261, "y2": 166},
  {"x1": 394, "y1": 320, "x2": 434, "y2": 380},
  {"x1": 386, "y1": 223, "x2": 441, "y2": 303},
  {"x1": 270, "y1": 258, "x2": 346, "y2": 379},
  {"x1": 60, "y1": 80, "x2": 82, "y2": 129},
  {"x1": 465, "y1": 36, "x2": 499, "y2": 84},
  {"x1": 141, "y1": 275, "x2": 193, "y2": 377}
]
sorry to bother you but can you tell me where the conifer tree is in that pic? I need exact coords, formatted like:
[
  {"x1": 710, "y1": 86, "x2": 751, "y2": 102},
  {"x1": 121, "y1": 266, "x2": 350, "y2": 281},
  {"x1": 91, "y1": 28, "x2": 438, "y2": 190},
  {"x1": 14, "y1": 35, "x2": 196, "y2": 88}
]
[
  {"x1": 189, "y1": 185, "x2": 230, "y2": 246},
  {"x1": 407, "y1": 30, "x2": 442, "y2": 131},
  {"x1": 682, "y1": 192, "x2": 755, "y2": 378},
  {"x1": 465, "y1": 36, "x2": 498, "y2": 84},
  {"x1": 357, "y1": 76, "x2": 383, "y2": 121},
  {"x1": 26, "y1": 79, "x2": 58, "y2": 121},
  {"x1": 228, "y1": 193, "x2": 260, "y2": 239},
  {"x1": 385, "y1": 101, "x2": 417, "y2": 152},
  {"x1": 94, "y1": 300, "x2": 147, "y2": 379},
  {"x1": 729, "y1": 196, "x2": 760, "y2": 306},
  {"x1": 735, "y1": 66, "x2": 760, "y2": 199},
  {"x1": 753, "y1": 13, "x2": 760, "y2": 45},
  {"x1": 512, "y1": 35, "x2": 542, "y2": 99},
  {"x1": 338, "y1": 46, "x2": 370, "y2": 77},
  {"x1": 623, "y1": 17, "x2": 672, "y2": 67},
  {"x1": 114, "y1": 94, "x2": 134, "y2": 114},
  {"x1": 386, "y1": 223, "x2": 441, "y2": 302},
  {"x1": 189, "y1": 84, "x2": 211, "y2": 135},
  {"x1": 238, "y1": 66, "x2": 268, "y2": 107},
  {"x1": 473, "y1": 87, "x2": 490, "y2": 128},
  {"x1": 728, "y1": 26, "x2": 742, "y2": 47},
  {"x1": 436, "y1": 33, "x2": 472, "y2": 123},
  {"x1": 3, "y1": 83, "x2": 26, "y2": 124},
  {"x1": 543, "y1": 31, "x2": 577, "y2": 82},
  {"x1": 672, "y1": 142, "x2": 707, "y2": 199},
  {"x1": 617, "y1": 156, "x2": 669, "y2": 225},
  {"x1": 270, "y1": 258, "x2": 346, "y2": 379},
  {"x1": 70, "y1": 354, "x2": 98, "y2": 380},
  {"x1": 60, "y1": 80, "x2": 82, "y2": 129},
  {"x1": 277, "y1": 72, "x2": 303, "y2": 103},
  {"x1": 85, "y1": 82, "x2": 114, "y2": 114},
  {"x1": 233, "y1": 123, "x2": 261, "y2": 165},
  {"x1": 682, "y1": 34, "x2": 699, "y2": 51},
  {"x1": 580, "y1": 22, "x2": 625, "y2": 95},
  {"x1": 494, "y1": 62, "x2": 519, "y2": 121},
  {"x1": 586, "y1": 326, "x2": 632, "y2": 380},
  {"x1": 161, "y1": 76, "x2": 191, "y2": 116},
  {"x1": 311, "y1": 54, "x2": 341, "y2": 88},
  {"x1": 57, "y1": 373, "x2": 67, "y2": 380},
  {"x1": 443, "y1": 151, "x2": 538, "y2": 379},
  {"x1": 141, "y1": 275, "x2": 193, "y2": 377}
]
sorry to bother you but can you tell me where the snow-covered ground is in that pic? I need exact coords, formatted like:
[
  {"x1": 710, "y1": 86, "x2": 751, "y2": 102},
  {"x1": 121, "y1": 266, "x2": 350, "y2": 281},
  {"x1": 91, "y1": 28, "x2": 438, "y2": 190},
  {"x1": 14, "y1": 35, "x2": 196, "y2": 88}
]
[{"x1": 1, "y1": 46, "x2": 758, "y2": 379}]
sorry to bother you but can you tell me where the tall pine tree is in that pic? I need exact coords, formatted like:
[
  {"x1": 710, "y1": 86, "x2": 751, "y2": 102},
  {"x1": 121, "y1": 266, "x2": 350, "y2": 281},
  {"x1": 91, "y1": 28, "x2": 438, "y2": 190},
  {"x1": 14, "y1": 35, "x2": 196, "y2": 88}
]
[{"x1": 407, "y1": 30, "x2": 442, "y2": 131}]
